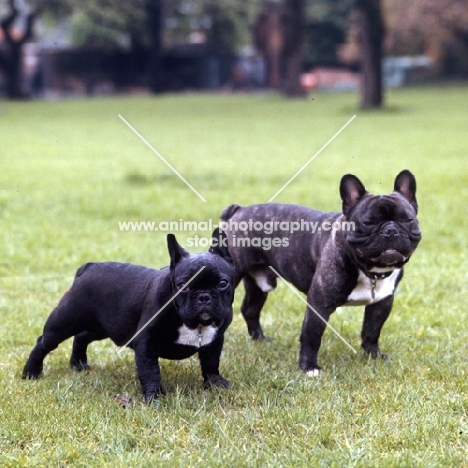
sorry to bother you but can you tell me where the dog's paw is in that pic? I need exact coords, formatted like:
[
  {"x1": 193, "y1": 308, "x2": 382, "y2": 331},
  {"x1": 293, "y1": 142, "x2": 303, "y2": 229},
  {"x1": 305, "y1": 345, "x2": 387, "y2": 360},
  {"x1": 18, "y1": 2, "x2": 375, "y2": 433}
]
[
  {"x1": 247, "y1": 323, "x2": 269, "y2": 341},
  {"x1": 70, "y1": 360, "x2": 91, "y2": 372},
  {"x1": 299, "y1": 361, "x2": 322, "y2": 377},
  {"x1": 22, "y1": 364, "x2": 42, "y2": 380},
  {"x1": 250, "y1": 331, "x2": 272, "y2": 342},
  {"x1": 144, "y1": 385, "x2": 166, "y2": 404},
  {"x1": 366, "y1": 351, "x2": 390, "y2": 361},
  {"x1": 362, "y1": 343, "x2": 389, "y2": 360},
  {"x1": 22, "y1": 370, "x2": 41, "y2": 380},
  {"x1": 204, "y1": 375, "x2": 231, "y2": 389},
  {"x1": 305, "y1": 368, "x2": 321, "y2": 378}
]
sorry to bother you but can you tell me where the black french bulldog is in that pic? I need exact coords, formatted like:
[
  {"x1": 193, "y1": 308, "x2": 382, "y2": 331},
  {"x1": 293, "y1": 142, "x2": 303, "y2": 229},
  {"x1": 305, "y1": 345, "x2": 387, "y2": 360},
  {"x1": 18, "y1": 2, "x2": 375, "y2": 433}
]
[
  {"x1": 22, "y1": 229, "x2": 235, "y2": 402},
  {"x1": 220, "y1": 170, "x2": 421, "y2": 375}
]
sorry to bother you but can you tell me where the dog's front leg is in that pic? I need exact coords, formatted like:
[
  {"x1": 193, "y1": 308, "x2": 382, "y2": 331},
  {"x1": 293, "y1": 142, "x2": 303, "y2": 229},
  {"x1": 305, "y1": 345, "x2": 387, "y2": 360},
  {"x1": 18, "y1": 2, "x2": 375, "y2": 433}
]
[
  {"x1": 361, "y1": 294, "x2": 394, "y2": 359},
  {"x1": 198, "y1": 336, "x2": 230, "y2": 389},
  {"x1": 134, "y1": 338, "x2": 165, "y2": 402},
  {"x1": 298, "y1": 288, "x2": 335, "y2": 375}
]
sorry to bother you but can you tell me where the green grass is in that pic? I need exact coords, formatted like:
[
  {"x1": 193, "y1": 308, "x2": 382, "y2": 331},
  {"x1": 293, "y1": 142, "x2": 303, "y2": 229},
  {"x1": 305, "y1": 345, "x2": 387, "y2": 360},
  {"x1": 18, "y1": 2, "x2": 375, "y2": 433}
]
[{"x1": 1, "y1": 86, "x2": 467, "y2": 467}]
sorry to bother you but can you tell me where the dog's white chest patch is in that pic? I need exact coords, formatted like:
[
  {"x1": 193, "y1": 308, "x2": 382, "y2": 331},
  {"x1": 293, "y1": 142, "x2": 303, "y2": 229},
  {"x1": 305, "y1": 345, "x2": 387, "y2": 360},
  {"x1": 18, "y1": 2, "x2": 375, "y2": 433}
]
[
  {"x1": 346, "y1": 269, "x2": 400, "y2": 306},
  {"x1": 175, "y1": 324, "x2": 218, "y2": 348}
]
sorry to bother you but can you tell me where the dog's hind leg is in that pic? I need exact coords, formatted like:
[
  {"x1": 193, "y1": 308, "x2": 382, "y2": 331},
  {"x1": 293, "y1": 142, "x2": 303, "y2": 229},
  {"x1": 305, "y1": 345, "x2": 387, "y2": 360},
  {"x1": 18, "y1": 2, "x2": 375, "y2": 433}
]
[
  {"x1": 22, "y1": 334, "x2": 53, "y2": 379},
  {"x1": 241, "y1": 272, "x2": 274, "y2": 340},
  {"x1": 22, "y1": 300, "x2": 85, "y2": 379},
  {"x1": 70, "y1": 329, "x2": 106, "y2": 371},
  {"x1": 22, "y1": 327, "x2": 70, "y2": 379}
]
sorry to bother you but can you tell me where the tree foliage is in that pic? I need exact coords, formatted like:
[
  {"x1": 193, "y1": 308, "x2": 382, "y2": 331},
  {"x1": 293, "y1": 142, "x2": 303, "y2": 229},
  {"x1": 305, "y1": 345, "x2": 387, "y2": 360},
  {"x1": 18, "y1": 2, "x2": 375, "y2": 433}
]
[
  {"x1": 304, "y1": 0, "x2": 352, "y2": 67},
  {"x1": 32, "y1": 0, "x2": 261, "y2": 53},
  {"x1": 36, "y1": 0, "x2": 148, "y2": 49},
  {"x1": 385, "y1": 0, "x2": 468, "y2": 75},
  {"x1": 166, "y1": 0, "x2": 261, "y2": 52}
]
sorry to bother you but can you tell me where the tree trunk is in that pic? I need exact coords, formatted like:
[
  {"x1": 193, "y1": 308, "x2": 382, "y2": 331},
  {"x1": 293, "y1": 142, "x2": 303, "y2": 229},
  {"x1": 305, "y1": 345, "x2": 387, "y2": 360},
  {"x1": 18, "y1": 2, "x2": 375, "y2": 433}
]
[
  {"x1": 5, "y1": 45, "x2": 23, "y2": 98},
  {"x1": 282, "y1": 0, "x2": 307, "y2": 97},
  {"x1": 0, "y1": 1, "x2": 36, "y2": 99},
  {"x1": 284, "y1": 47, "x2": 305, "y2": 97},
  {"x1": 267, "y1": 11, "x2": 283, "y2": 89},
  {"x1": 146, "y1": 0, "x2": 164, "y2": 93},
  {"x1": 254, "y1": 6, "x2": 283, "y2": 89},
  {"x1": 284, "y1": 0, "x2": 307, "y2": 97},
  {"x1": 356, "y1": 0, "x2": 384, "y2": 108}
]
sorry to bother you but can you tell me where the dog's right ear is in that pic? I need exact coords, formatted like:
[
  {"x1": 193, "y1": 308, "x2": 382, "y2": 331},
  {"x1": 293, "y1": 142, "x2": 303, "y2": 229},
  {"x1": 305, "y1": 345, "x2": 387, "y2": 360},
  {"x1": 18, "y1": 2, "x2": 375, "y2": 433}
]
[
  {"x1": 394, "y1": 169, "x2": 418, "y2": 213},
  {"x1": 340, "y1": 174, "x2": 367, "y2": 216},
  {"x1": 167, "y1": 234, "x2": 190, "y2": 269},
  {"x1": 209, "y1": 228, "x2": 233, "y2": 264}
]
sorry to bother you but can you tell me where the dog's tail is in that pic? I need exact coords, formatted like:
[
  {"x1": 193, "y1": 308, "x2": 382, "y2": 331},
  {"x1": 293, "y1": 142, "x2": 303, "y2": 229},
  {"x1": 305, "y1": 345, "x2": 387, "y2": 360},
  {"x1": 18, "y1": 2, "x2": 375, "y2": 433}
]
[
  {"x1": 220, "y1": 204, "x2": 242, "y2": 221},
  {"x1": 75, "y1": 262, "x2": 94, "y2": 278}
]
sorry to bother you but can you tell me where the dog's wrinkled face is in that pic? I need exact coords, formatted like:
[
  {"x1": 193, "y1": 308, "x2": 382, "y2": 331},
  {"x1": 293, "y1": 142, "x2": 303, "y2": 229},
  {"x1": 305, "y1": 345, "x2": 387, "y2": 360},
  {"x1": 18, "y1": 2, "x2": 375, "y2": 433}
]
[
  {"x1": 167, "y1": 229, "x2": 235, "y2": 329},
  {"x1": 340, "y1": 170, "x2": 422, "y2": 270}
]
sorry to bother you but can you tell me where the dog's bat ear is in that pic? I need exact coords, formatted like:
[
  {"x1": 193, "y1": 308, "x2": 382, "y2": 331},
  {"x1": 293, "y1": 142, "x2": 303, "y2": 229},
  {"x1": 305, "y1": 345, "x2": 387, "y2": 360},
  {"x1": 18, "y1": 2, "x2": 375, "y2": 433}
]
[
  {"x1": 167, "y1": 234, "x2": 190, "y2": 268},
  {"x1": 209, "y1": 228, "x2": 233, "y2": 264},
  {"x1": 340, "y1": 174, "x2": 367, "y2": 216},
  {"x1": 394, "y1": 169, "x2": 418, "y2": 213}
]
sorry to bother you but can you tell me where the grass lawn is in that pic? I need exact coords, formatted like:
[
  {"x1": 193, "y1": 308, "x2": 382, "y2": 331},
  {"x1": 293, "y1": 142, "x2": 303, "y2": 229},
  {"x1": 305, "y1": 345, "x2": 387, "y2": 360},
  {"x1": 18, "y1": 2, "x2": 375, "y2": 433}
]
[{"x1": 0, "y1": 85, "x2": 467, "y2": 467}]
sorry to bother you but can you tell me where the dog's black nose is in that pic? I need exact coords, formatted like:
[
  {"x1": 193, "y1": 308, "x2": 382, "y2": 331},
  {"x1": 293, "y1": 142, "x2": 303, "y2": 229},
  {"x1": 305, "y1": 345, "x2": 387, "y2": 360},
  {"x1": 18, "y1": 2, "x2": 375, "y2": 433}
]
[
  {"x1": 197, "y1": 293, "x2": 211, "y2": 304},
  {"x1": 382, "y1": 223, "x2": 399, "y2": 237}
]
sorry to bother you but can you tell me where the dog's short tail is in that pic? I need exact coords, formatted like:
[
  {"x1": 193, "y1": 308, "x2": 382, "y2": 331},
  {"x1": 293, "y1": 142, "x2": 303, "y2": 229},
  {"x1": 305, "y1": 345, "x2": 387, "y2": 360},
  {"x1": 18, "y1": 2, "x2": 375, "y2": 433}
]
[
  {"x1": 220, "y1": 204, "x2": 242, "y2": 221},
  {"x1": 75, "y1": 262, "x2": 94, "y2": 278}
]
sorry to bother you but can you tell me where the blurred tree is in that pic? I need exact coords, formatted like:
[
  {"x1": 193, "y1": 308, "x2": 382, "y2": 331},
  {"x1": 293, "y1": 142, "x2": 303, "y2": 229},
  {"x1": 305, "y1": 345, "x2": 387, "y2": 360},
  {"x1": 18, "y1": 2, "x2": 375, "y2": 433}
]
[
  {"x1": 254, "y1": 2, "x2": 283, "y2": 88},
  {"x1": 39, "y1": 0, "x2": 260, "y2": 93},
  {"x1": 0, "y1": 0, "x2": 38, "y2": 98},
  {"x1": 355, "y1": 0, "x2": 384, "y2": 108},
  {"x1": 282, "y1": 0, "x2": 307, "y2": 96},
  {"x1": 253, "y1": 0, "x2": 307, "y2": 97},
  {"x1": 254, "y1": 0, "x2": 356, "y2": 98},
  {"x1": 146, "y1": 0, "x2": 163, "y2": 93},
  {"x1": 45, "y1": 0, "x2": 160, "y2": 90},
  {"x1": 166, "y1": 0, "x2": 261, "y2": 52},
  {"x1": 385, "y1": 0, "x2": 468, "y2": 76},
  {"x1": 304, "y1": 0, "x2": 352, "y2": 68},
  {"x1": 0, "y1": 0, "x2": 156, "y2": 97},
  {"x1": 1, "y1": 0, "x2": 393, "y2": 104}
]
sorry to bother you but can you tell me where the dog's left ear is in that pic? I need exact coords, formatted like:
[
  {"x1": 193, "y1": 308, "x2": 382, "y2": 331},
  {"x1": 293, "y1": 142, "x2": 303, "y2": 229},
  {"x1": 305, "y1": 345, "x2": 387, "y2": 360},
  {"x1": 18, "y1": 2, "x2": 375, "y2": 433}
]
[
  {"x1": 167, "y1": 234, "x2": 190, "y2": 269},
  {"x1": 209, "y1": 228, "x2": 233, "y2": 264},
  {"x1": 394, "y1": 169, "x2": 418, "y2": 213}
]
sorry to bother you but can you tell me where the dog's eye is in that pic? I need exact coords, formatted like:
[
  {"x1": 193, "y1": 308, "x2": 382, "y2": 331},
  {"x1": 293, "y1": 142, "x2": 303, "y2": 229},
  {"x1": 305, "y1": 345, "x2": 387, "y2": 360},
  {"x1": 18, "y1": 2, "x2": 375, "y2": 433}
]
[
  {"x1": 217, "y1": 279, "x2": 229, "y2": 289},
  {"x1": 361, "y1": 220, "x2": 374, "y2": 227},
  {"x1": 177, "y1": 282, "x2": 189, "y2": 291}
]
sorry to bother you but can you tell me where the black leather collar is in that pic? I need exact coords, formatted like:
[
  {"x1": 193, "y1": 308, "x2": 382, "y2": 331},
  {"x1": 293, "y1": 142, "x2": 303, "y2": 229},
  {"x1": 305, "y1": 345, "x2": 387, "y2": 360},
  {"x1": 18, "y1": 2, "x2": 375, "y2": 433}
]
[{"x1": 363, "y1": 270, "x2": 394, "y2": 281}]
